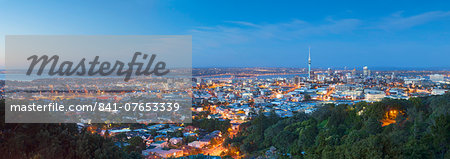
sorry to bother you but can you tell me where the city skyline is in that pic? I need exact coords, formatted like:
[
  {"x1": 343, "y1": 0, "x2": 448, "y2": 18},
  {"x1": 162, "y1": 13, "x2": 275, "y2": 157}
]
[
  {"x1": 1, "y1": 1, "x2": 449, "y2": 159},
  {"x1": 1, "y1": 0, "x2": 450, "y2": 68}
]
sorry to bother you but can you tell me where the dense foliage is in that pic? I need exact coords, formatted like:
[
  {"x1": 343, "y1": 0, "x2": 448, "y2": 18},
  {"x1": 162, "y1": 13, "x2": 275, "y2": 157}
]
[
  {"x1": 1, "y1": 93, "x2": 449, "y2": 159},
  {"x1": 190, "y1": 118, "x2": 231, "y2": 133},
  {"x1": 0, "y1": 100, "x2": 142, "y2": 159},
  {"x1": 225, "y1": 93, "x2": 450, "y2": 159}
]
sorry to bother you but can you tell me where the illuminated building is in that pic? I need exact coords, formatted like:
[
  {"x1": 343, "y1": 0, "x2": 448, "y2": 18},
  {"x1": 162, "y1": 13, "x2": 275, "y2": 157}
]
[
  {"x1": 429, "y1": 74, "x2": 444, "y2": 82},
  {"x1": 293, "y1": 76, "x2": 301, "y2": 85},
  {"x1": 363, "y1": 66, "x2": 370, "y2": 77},
  {"x1": 364, "y1": 89, "x2": 385, "y2": 101},
  {"x1": 308, "y1": 47, "x2": 311, "y2": 79}
]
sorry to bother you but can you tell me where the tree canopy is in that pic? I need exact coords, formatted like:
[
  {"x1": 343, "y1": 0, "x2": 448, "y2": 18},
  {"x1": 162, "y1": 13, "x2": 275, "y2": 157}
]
[{"x1": 226, "y1": 93, "x2": 450, "y2": 159}]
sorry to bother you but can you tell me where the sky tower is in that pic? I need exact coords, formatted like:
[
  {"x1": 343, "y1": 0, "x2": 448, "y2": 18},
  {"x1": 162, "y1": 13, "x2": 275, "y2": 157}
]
[{"x1": 308, "y1": 47, "x2": 311, "y2": 79}]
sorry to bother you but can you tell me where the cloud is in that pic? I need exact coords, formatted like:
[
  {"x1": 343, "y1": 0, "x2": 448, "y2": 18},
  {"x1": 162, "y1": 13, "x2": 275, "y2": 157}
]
[
  {"x1": 190, "y1": 18, "x2": 361, "y2": 51},
  {"x1": 224, "y1": 21, "x2": 261, "y2": 28},
  {"x1": 377, "y1": 11, "x2": 450, "y2": 30},
  {"x1": 190, "y1": 10, "x2": 450, "y2": 54}
]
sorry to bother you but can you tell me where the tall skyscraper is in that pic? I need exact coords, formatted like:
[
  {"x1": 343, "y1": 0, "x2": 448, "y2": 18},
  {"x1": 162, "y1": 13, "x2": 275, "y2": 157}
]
[
  {"x1": 308, "y1": 47, "x2": 311, "y2": 79},
  {"x1": 363, "y1": 66, "x2": 370, "y2": 77},
  {"x1": 293, "y1": 76, "x2": 301, "y2": 85}
]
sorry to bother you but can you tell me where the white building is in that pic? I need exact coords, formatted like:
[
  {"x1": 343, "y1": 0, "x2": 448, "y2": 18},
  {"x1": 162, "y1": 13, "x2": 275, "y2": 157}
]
[
  {"x1": 188, "y1": 141, "x2": 209, "y2": 148},
  {"x1": 429, "y1": 74, "x2": 444, "y2": 83},
  {"x1": 143, "y1": 148, "x2": 183, "y2": 158},
  {"x1": 432, "y1": 89, "x2": 448, "y2": 95},
  {"x1": 169, "y1": 137, "x2": 183, "y2": 145},
  {"x1": 365, "y1": 89, "x2": 386, "y2": 102}
]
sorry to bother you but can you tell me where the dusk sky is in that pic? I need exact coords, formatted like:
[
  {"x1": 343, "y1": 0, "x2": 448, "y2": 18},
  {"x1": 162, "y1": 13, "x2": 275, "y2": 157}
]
[{"x1": 1, "y1": 0, "x2": 449, "y2": 69}]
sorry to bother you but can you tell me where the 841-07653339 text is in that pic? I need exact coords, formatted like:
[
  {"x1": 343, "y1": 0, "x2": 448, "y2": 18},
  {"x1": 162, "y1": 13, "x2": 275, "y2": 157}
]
[{"x1": 9, "y1": 102, "x2": 180, "y2": 112}]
